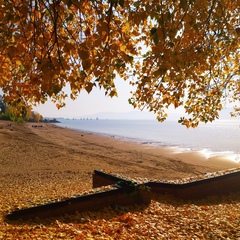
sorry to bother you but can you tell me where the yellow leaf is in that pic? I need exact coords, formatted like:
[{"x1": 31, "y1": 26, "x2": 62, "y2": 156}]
[
  {"x1": 16, "y1": 60, "x2": 22, "y2": 66},
  {"x1": 120, "y1": 45, "x2": 127, "y2": 52},
  {"x1": 109, "y1": 89, "x2": 118, "y2": 97},
  {"x1": 122, "y1": 22, "x2": 130, "y2": 34}
]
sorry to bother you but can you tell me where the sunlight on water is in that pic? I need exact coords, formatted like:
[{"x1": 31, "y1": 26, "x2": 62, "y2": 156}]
[{"x1": 198, "y1": 149, "x2": 240, "y2": 163}]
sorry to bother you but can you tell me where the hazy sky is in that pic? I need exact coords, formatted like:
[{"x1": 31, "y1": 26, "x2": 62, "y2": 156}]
[
  {"x1": 33, "y1": 76, "x2": 145, "y2": 118},
  {"x1": 33, "y1": 76, "x2": 190, "y2": 120},
  {"x1": 33, "y1": 75, "x2": 238, "y2": 120},
  {"x1": 0, "y1": 77, "x2": 184, "y2": 119},
  {"x1": 0, "y1": 77, "x2": 238, "y2": 120}
]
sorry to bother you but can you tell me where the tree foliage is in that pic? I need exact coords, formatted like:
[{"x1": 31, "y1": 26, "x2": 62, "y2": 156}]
[
  {"x1": 0, "y1": 0, "x2": 239, "y2": 127},
  {"x1": 0, "y1": 95, "x2": 42, "y2": 122}
]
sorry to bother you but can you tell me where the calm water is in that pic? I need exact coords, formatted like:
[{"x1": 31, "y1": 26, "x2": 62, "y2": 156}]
[{"x1": 55, "y1": 119, "x2": 240, "y2": 162}]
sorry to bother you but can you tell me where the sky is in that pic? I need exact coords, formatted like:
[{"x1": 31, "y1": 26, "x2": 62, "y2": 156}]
[
  {"x1": 32, "y1": 76, "x2": 189, "y2": 120},
  {"x1": 0, "y1": 75, "x2": 187, "y2": 120},
  {"x1": 0, "y1": 76, "x2": 238, "y2": 121},
  {"x1": 32, "y1": 80, "x2": 237, "y2": 121},
  {"x1": 32, "y1": 73, "x2": 238, "y2": 120},
  {"x1": 33, "y1": 76, "x2": 141, "y2": 118}
]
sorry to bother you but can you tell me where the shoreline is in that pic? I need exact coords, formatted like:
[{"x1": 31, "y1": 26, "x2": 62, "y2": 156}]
[
  {"x1": 29, "y1": 122, "x2": 240, "y2": 177},
  {"x1": 54, "y1": 119, "x2": 240, "y2": 164},
  {"x1": 1, "y1": 120, "x2": 240, "y2": 184}
]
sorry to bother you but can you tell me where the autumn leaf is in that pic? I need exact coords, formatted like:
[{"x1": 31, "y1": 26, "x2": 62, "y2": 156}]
[
  {"x1": 85, "y1": 82, "x2": 94, "y2": 94},
  {"x1": 15, "y1": 60, "x2": 22, "y2": 66}
]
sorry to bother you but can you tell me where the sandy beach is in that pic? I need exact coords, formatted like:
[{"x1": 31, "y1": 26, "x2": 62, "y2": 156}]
[{"x1": 0, "y1": 120, "x2": 240, "y2": 239}]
